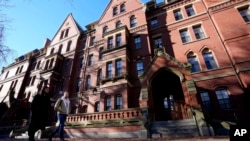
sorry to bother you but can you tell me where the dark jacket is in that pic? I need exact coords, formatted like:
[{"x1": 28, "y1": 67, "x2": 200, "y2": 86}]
[{"x1": 30, "y1": 92, "x2": 50, "y2": 130}]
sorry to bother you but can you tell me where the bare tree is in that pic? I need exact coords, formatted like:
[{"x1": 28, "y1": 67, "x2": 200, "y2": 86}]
[{"x1": 0, "y1": 0, "x2": 14, "y2": 69}]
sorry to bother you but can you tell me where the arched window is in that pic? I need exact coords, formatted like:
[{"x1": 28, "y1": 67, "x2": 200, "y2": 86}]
[
  {"x1": 66, "y1": 40, "x2": 72, "y2": 52},
  {"x1": 130, "y1": 15, "x2": 137, "y2": 28},
  {"x1": 215, "y1": 88, "x2": 231, "y2": 110},
  {"x1": 187, "y1": 52, "x2": 201, "y2": 73},
  {"x1": 115, "y1": 95, "x2": 122, "y2": 110},
  {"x1": 105, "y1": 96, "x2": 112, "y2": 111},
  {"x1": 116, "y1": 21, "x2": 122, "y2": 29},
  {"x1": 202, "y1": 48, "x2": 218, "y2": 70},
  {"x1": 86, "y1": 75, "x2": 91, "y2": 90},
  {"x1": 103, "y1": 26, "x2": 108, "y2": 34},
  {"x1": 95, "y1": 101, "x2": 100, "y2": 112}
]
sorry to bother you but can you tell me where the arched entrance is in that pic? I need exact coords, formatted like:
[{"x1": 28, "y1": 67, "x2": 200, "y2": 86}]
[{"x1": 151, "y1": 69, "x2": 185, "y2": 121}]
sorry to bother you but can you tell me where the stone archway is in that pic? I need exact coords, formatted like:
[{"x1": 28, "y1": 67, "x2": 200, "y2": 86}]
[{"x1": 151, "y1": 69, "x2": 185, "y2": 121}]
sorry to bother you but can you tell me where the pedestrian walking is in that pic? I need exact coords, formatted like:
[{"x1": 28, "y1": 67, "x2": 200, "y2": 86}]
[
  {"x1": 49, "y1": 91, "x2": 71, "y2": 141},
  {"x1": 28, "y1": 85, "x2": 51, "y2": 141}
]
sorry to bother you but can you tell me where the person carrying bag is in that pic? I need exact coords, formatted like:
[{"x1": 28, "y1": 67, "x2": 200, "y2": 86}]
[{"x1": 49, "y1": 91, "x2": 70, "y2": 141}]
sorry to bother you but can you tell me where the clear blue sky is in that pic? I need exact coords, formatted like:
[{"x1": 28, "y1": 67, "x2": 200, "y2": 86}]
[{"x1": 1, "y1": 0, "x2": 150, "y2": 71}]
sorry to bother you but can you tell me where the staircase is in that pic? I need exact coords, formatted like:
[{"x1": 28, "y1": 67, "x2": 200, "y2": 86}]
[{"x1": 150, "y1": 119, "x2": 199, "y2": 138}]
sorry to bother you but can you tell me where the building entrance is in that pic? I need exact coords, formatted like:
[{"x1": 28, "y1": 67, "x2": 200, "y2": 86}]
[{"x1": 151, "y1": 69, "x2": 185, "y2": 121}]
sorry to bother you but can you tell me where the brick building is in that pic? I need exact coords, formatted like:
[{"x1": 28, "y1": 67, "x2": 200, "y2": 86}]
[{"x1": 0, "y1": 0, "x2": 250, "y2": 139}]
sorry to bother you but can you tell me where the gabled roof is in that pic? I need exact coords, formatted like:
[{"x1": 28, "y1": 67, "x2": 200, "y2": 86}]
[
  {"x1": 98, "y1": 0, "x2": 144, "y2": 25},
  {"x1": 49, "y1": 13, "x2": 83, "y2": 45}
]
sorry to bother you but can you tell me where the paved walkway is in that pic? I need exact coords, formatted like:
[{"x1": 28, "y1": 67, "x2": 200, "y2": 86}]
[{"x1": 0, "y1": 137, "x2": 229, "y2": 141}]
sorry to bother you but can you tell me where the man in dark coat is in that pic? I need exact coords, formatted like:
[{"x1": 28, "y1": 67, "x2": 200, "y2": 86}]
[{"x1": 28, "y1": 85, "x2": 51, "y2": 141}]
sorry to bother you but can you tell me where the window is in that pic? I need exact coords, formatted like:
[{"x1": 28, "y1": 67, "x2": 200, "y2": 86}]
[
  {"x1": 0, "y1": 85, "x2": 3, "y2": 92},
  {"x1": 116, "y1": 34, "x2": 122, "y2": 47},
  {"x1": 65, "y1": 28, "x2": 69, "y2": 37},
  {"x1": 95, "y1": 101, "x2": 100, "y2": 112},
  {"x1": 115, "y1": 95, "x2": 122, "y2": 110},
  {"x1": 31, "y1": 76, "x2": 36, "y2": 85},
  {"x1": 174, "y1": 9, "x2": 183, "y2": 21},
  {"x1": 238, "y1": 6, "x2": 250, "y2": 22},
  {"x1": 90, "y1": 37, "x2": 95, "y2": 46},
  {"x1": 80, "y1": 57, "x2": 85, "y2": 68},
  {"x1": 16, "y1": 67, "x2": 20, "y2": 75},
  {"x1": 88, "y1": 55, "x2": 93, "y2": 66},
  {"x1": 164, "y1": 95, "x2": 174, "y2": 110},
  {"x1": 82, "y1": 40, "x2": 86, "y2": 49},
  {"x1": 151, "y1": 17, "x2": 159, "y2": 28},
  {"x1": 82, "y1": 105, "x2": 88, "y2": 113},
  {"x1": 107, "y1": 62, "x2": 113, "y2": 79},
  {"x1": 215, "y1": 88, "x2": 231, "y2": 110},
  {"x1": 105, "y1": 96, "x2": 112, "y2": 111},
  {"x1": 200, "y1": 91, "x2": 212, "y2": 111},
  {"x1": 58, "y1": 45, "x2": 63, "y2": 54},
  {"x1": 180, "y1": 29, "x2": 191, "y2": 43},
  {"x1": 153, "y1": 36, "x2": 163, "y2": 48},
  {"x1": 130, "y1": 15, "x2": 137, "y2": 28},
  {"x1": 136, "y1": 61, "x2": 144, "y2": 76},
  {"x1": 185, "y1": 5, "x2": 195, "y2": 17},
  {"x1": 50, "y1": 48, "x2": 54, "y2": 55},
  {"x1": 202, "y1": 49, "x2": 218, "y2": 70},
  {"x1": 103, "y1": 26, "x2": 108, "y2": 34},
  {"x1": 19, "y1": 66, "x2": 23, "y2": 73},
  {"x1": 187, "y1": 52, "x2": 201, "y2": 73},
  {"x1": 134, "y1": 35, "x2": 141, "y2": 49},
  {"x1": 108, "y1": 37, "x2": 113, "y2": 49},
  {"x1": 49, "y1": 58, "x2": 54, "y2": 69},
  {"x1": 116, "y1": 60, "x2": 122, "y2": 77},
  {"x1": 120, "y1": 3, "x2": 125, "y2": 13},
  {"x1": 60, "y1": 30, "x2": 64, "y2": 39},
  {"x1": 116, "y1": 21, "x2": 122, "y2": 29},
  {"x1": 86, "y1": 75, "x2": 91, "y2": 90},
  {"x1": 76, "y1": 80, "x2": 81, "y2": 92},
  {"x1": 193, "y1": 25, "x2": 205, "y2": 40},
  {"x1": 36, "y1": 61, "x2": 41, "y2": 70},
  {"x1": 66, "y1": 41, "x2": 72, "y2": 52},
  {"x1": 99, "y1": 47, "x2": 104, "y2": 60},
  {"x1": 64, "y1": 60, "x2": 70, "y2": 71},
  {"x1": 97, "y1": 70, "x2": 102, "y2": 85},
  {"x1": 113, "y1": 7, "x2": 118, "y2": 16}
]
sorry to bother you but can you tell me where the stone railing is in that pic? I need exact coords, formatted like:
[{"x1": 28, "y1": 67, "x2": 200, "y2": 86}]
[{"x1": 66, "y1": 108, "x2": 143, "y2": 123}]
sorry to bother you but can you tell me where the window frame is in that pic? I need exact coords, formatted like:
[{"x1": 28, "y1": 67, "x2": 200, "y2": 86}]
[
  {"x1": 105, "y1": 96, "x2": 112, "y2": 111},
  {"x1": 215, "y1": 88, "x2": 232, "y2": 110},
  {"x1": 185, "y1": 5, "x2": 196, "y2": 17},
  {"x1": 174, "y1": 9, "x2": 183, "y2": 21},
  {"x1": 238, "y1": 5, "x2": 250, "y2": 22},
  {"x1": 180, "y1": 29, "x2": 191, "y2": 43},
  {"x1": 192, "y1": 25, "x2": 205, "y2": 40},
  {"x1": 202, "y1": 49, "x2": 218, "y2": 70},
  {"x1": 115, "y1": 59, "x2": 122, "y2": 77},
  {"x1": 106, "y1": 62, "x2": 113, "y2": 79},
  {"x1": 115, "y1": 95, "x2": 123, "y2": 110},
  {"x1": 136, "y1": 61, "x2": 144, "y2": 76},
  {"x1": 187, "y1": 52, "x2": 201, "y2": 73}
]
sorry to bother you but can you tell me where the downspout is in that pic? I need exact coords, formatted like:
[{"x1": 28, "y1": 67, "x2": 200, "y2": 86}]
[
  {"x1": 78, "y1": 34, "x2": 90, "y2": 113},
  {"x1": 201, "y1": 0, "x2": 244, "y2": 89}
]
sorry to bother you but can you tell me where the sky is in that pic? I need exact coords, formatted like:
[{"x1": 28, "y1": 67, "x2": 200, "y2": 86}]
[{"x1": 0, "y1": 0, "x2": 150, "y2": 71}]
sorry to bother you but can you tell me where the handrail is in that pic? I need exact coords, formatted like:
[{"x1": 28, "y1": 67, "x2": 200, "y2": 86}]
[{"x1": 66, "y1": 108, "x2": 143, "y2": 123}]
